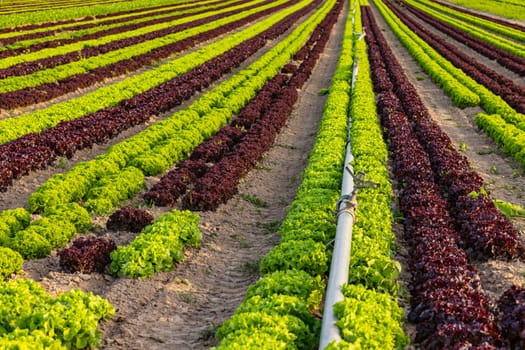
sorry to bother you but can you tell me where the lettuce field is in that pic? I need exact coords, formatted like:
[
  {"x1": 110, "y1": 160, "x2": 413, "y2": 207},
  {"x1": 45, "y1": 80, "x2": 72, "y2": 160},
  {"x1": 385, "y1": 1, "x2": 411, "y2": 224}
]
[{"x1": 0, "y1": 0, "x2": 524, "y2": 348}]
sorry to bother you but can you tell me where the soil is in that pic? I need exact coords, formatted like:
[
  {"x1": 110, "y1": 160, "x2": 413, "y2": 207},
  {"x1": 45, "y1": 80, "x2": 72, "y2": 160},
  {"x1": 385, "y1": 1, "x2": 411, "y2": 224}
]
[{"x1": 3, "y1": 0, "x2": 525, "y2": 348}]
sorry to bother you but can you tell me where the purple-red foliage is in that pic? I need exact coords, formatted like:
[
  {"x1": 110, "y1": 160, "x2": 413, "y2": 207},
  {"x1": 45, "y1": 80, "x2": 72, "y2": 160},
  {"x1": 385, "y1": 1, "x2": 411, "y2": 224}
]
[
  {"x1": 498, "y1": 285, "x2": 525, "y2": 349},
  {"x1": 58, "y1": 236, "x2": 117, "y2": 273},
  {"x1": 144, "y1": 159, "x2": 208, "y2": 206},
  {"x1": 363, "y1": 6, "x2": 507, "y2": 348},
  {"x1": 106, "y1": 206, "x2": 154, "y2": 232}
]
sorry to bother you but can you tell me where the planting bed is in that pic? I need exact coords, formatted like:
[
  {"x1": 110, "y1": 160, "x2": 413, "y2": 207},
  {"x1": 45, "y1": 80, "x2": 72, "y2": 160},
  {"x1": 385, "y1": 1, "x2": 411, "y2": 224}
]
[{"x1": 0, "y1": 0, "x2": 524, "y2": 348}]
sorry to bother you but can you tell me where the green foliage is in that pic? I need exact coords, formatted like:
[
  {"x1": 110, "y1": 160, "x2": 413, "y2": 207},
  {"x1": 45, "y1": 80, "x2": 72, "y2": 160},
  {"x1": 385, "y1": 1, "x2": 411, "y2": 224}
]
[
  {"x1": 242, "y1": 194, "x2": 269, "y2": 208},
  {"x1": 245, "y1": 270, "x2": 325, "y2": 311},
  {"x1": 216, "y1": 312, "x2": 310, "y2": 349},
  {"x1": 493, "y1": 199, "x2": 525, "y2": 219},
  {"x1": 211, "y1": 329, "x2": 292, "y2": 349},
  {"x1": 406, "y1": 0, "x2": 525, "y2": 53},
  {"x1": 260, "y1": 239, "x2": 329, "y2": 276},
  {"x1": 0, "y1": 203, "x2": 92, "y2": 261},
  {"x1": 8, "y1": 231, "x2": 51, "y2": 259},
  {"x1": 235, "y1": 294, "x2": 321, "y2": 334},
  {"x1": 2, "y1": 0, "x2": 200, "y2": 28},
  {"x1": 43, "y1": 203, "x2": 91, "y2": 233},
  {"x1": 28, "y1": 157, "x2": 121, "y2": 213},
  {"x1": 330, "y1": 284, "x2": 409, "y2": 350},
  {"x1": 0, "y1": 208, "x2": 31, "y2": 242},
  {"x1": 110, "y1": 210, "x2": 201, "y2": 278},
  {"x1": 0, "y1": 247, "x2": 23, "y2": 281},
  {"x1": 0, "y1": 0, "x2": 314, "y2": 145},
  {"x1": 476, "y1": 113, "x2": 525, "y2": 169},
  {"x1": 1, "y1": 0, "x2": 272, "y2": 86},
  {"x1": 0, "y1": 279, "x2": 114, "y2": 349},
  {"x1": 445, "y1": 0, "x2": 525, "y2": 21},
  {"x1": 324, "y1": 4, "x2": 408, "y2": 347},
  {"x1": 84, "y1": 166, "x2": 144, "y2": 215},
  {"x1": 0, "y1": 329, "x2": 66, "y2": 349},
  {"x1": 23, "y1": 217, "x2": 76, "y2": 249},
  {"x1": 318, "y1": 88, "x2": 330, "y2": 96},
  {"x1": 374, "y1": 0, "x2": 481, "y2": 108}
]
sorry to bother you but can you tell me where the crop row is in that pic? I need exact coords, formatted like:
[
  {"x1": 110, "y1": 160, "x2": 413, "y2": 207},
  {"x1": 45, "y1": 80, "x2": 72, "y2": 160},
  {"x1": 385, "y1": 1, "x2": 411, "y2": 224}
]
[
  {"x1": 384, "y1": 0, "x2": 525, "y2": 113},
  {"x1": 430, "y1": 0, "x2": 525, "y2": 22},
  {"x1": 2, "y1": 0, "x2": 316, "y2": 275},
  {"x1": 0, "y1": 0, "x2": 129, "y2": 15},
  {"x1": 430, "y1": 0, "x2": 525, "y2": 32},
  {"x1": 475, "y1": 113, "x2": 525, "y2": 170},
  {"x1": 0, "y1": 0, "x2": 296, "y2": 109},
  {"x1": 498, "y1": 285, "x2": 525, "y2": 348},
  {"x1": 74, "y1": 0, "x2": 340, "y2": 280},
  {"x1": 364, "y1": 5, "x2": 521, "y2": 347},
  {"x1": 326, "y1": 1, "x2": 407, "y2": 348},
  {"x1": 378, "y1": 0, "x2": 480, "y2": 106},
  {"x1": 213, "y1": 0, "x2": 406, "y2": 347},
  {"x1": 212, "y1": 3, "x2": 347, "y2": 348},
  {"x1": 0, "y1": 3, "x2": 343, "y2": 344},
  {"x1": 0, "y1": 0, "x2": 231, "y2": 52},
  {"x1": 0, "y1": 0, "x2": 312, "y2": 145},
  {"x1": 110, "y1": 210, "x2": 202, "y2": 278},
  {"x1": 403, "y1": 0, "x2": 525, "y2": 58},
  {"x1": 376, "y1": 0, "x2": 525, "y2": 129},
  {"x1": 25, "y1": 0, "x2": 327, "y2": 213},
  {"x1": 397, "y1": 0, "x2": 525, "y2": 76},
  {"x1": 144, "y1": 0, "x2": 342, "y2": 212}
]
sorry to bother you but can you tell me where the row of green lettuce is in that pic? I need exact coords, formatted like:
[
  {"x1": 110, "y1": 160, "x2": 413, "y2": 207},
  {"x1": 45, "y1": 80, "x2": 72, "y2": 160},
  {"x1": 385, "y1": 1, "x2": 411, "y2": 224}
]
[
  {"x1": 2, "y1": 0, "x2": 242, "y2": 51},
  {"x1": 373, "y1": 0, "x2": 525, "y2": 171},
  {"x1": 0, "y1": 0, "x2": 310, "y2": 145},
  {"x1": 0, "y1": 279, "x2": 114, "y2": 349},
  {"x1": 212, "y1": 1, "x2": 407, "y2": 348},
  {"x1": 328, "y1": 1, "x2": 407, "y2": 348},
  {"x1": 0, "y1": 0, "x2": 199, "y2": 29},
  {"x1": 1, "y1": 0, "x2": 283, "y2": 93},
  {"x1": 0, "y1": 0, "x2": 335, "y2": 278},
  {"x1": 0, "y1": 0, "x2": 268, "y2": 69},
  {"x1": 408, "y1": 0, "x2": 525, "y2": 44}
]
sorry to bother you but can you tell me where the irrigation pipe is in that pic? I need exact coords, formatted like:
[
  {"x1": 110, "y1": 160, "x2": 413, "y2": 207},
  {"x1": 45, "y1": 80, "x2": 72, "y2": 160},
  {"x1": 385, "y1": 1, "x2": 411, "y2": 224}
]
[
  {"x1": 318, "y1": 139, "x2": 357, "y2": 348},
  {"x1": 319, "y1": 5, "x2": 367, "y2": 345}
]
